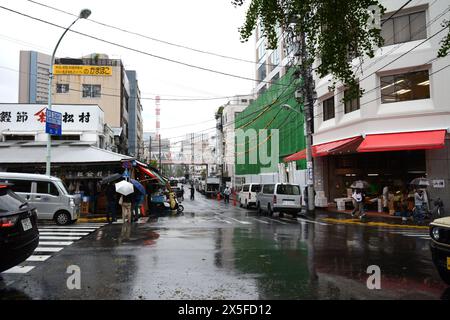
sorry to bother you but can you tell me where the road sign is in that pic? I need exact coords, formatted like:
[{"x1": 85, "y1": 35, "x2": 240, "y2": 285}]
[{"x1": 45, "y1": 109, "x2": 62, "y2": 136}]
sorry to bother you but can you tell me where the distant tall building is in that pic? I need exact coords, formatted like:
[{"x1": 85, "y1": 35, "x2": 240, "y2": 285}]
[
  {"x1": 18, "y1": 51, "x2": 144, "y2": 157},
  {"x1": 18, "y1": 51, "x2": 51, "y2": 103}
]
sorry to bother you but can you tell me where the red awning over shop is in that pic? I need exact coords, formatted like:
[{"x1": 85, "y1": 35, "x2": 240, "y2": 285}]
[
  {"x1": 283, "y1": 136, "x2": 360, "y2": 162},
  {"x1": 357, "y1": 130, "x2": 446, "y2": 153}
]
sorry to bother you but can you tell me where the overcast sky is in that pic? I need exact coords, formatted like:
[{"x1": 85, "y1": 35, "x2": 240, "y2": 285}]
[{"x1": 0, "y1": 0, "x2": 256, "y2": 147}]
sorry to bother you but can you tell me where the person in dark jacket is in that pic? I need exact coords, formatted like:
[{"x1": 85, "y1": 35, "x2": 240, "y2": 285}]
[{"x1": 105, "y1": 183, "x2": 118, "y2": 223}]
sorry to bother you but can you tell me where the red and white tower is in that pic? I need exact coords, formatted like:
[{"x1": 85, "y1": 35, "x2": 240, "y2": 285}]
[{"x1": 155, "y1": 95, "x2": 160, "y2": 140}]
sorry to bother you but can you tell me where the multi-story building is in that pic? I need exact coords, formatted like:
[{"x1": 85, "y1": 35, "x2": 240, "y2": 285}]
[
  {"x1": 126, "y1": 70, "x2": 144, "y2": 158},
  {"x1": 18, "y1": 51, "x2": 143, "y2": 156},
  {"x1": 284, "y1": 0, "x2": 450, "y2": 209},
  {"x1": 215, "y1": 95, "x2": 254, "y2": 187},
  {"x1": 142, "y1": 131, "x2": 171, "y2": 163}
]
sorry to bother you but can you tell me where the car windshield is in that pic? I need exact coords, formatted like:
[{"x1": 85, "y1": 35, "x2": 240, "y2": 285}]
[
  {"x1": 55, "y1": 180, "x2": 69, "y2": 195},
  {"x1": 276, "y1": 184, "x2": 300, "y2": 195},
  {"x1": 0, "y1": 187, "x2": 26, "y2": 214}
]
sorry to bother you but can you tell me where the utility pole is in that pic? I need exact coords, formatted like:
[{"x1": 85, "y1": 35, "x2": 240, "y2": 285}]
[
  {"x1": 159, "y1": 134, "x2": 162, "y2": 174},
  {"x1": 149, "y1": 135, "x2": 152, "y2": 164},
  {"x1": 298, "y1": 31, "x2": 316, "y2": 215}
]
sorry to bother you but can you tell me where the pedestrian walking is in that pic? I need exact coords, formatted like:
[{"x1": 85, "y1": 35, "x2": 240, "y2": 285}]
[
  {"x1": 414, "y1": 189, "x2": 427, "y2": 224},
  {"x1": 105, "y1": 182, "x2": 117, "y2": 224},
  {"x1": 223, "y1": 186, "x2": 231, "y2": 203},
  {"x1": 133, "y1": 189, "x2": 144, "y2": 222},
  {"x1": 190, "y1": 184, "x2": 195, "y2": 200},
  {"x1": 120, "y1": 192, "x2": 133, "y2": 223},
  {"x1": 351, "y1": 189, "x2": 366, "y2": 219},
  {"x1": 181, "y1": 185, "x2": 185, "y2": 201}
]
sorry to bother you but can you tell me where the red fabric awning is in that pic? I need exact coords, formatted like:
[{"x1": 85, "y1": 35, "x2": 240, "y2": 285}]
[
  {"x1": 283, "y1": 136, "x2": 360, "y2": 162},
  {"x1": 357, "y1": 130, "x2": 446, "y2": 153},
  {"x1": 137, "y1": 166, "x2": 157, "y2": 179}
]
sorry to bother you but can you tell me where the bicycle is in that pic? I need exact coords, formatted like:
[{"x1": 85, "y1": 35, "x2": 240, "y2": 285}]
[{"x1": 431, "y1": 198, "x2": 445, "y2": 220}]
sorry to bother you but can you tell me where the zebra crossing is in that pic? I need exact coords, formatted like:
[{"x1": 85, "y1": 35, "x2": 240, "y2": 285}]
[
  {"x1": 1, "y1": 223, "x2": 106, "y2": 275},
  {"x1": 389, "y1": 229, "x2": 431, "y2": 240}
]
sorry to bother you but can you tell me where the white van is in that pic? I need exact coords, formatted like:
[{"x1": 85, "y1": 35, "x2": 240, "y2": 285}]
[
  {"x1": 256, "y1": 183, "x2": 302, "y2": 217},
  {"x1": 238, "y1": 183, "x2": 261, "y2": 208},
  {"x1": 0, "y1": 172, "x2": 80, "y2": 225}
]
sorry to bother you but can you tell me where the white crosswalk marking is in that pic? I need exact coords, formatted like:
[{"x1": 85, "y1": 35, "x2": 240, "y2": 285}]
[
  {"x1": 2, "y1": 266, "x2": 35, "y2": 274},
  {"x1": 2, "y1": 223, "x2": 106, "y2": 275},
  {"x1": 34, "y1": 247, "x2": 64, "y2": 252},
  {"x1": 214, "y1": 217, "x2": 232, "y2": 224},
  {"x1": 26, "y1": 255, "x2": 51, "y2": 262},
  {"x1": 39, "y1": 236, "x2": 82, "y2": 240},
  {"x1": 38, "y1": 241, "x2": 74, "y2": 246},
  {"x1": 38, "y1": 232, "x2": 89, "y2": 236},
  {"x1": 252, "y1": 218, "x2": 270, "y2": 224}
]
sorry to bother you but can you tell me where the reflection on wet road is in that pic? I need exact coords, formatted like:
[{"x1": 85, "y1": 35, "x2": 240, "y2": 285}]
[{"x1": 1, "y1": 188, "x2": 449, "y2": 300}]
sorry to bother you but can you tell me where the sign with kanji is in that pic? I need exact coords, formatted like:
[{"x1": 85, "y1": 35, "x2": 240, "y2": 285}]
[
  {"x1": 45, "y1": 109, "x2": 62, "y2": 136},
  {"x1": 53, "y1": 65, "x2": 112, "y2": 76}
]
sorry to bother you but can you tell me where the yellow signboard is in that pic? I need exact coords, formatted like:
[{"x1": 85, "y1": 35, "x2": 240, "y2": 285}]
[{"x1": 53, "y1": 65, "x2": 112, "y2": 76}]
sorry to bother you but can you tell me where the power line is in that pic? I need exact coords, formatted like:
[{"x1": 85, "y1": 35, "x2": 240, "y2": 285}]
[
  {"x1": 25, "y1": 0, "x2": 281, "y2": 68},
  {"x1": 0, "y1": 5, "x2": 288, "y2": 86},
  {"x1": 381, "y1": 0, "x2": 414, "y2": 26}
]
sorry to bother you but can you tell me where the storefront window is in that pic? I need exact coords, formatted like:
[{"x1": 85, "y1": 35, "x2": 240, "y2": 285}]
[{"x1": 381, "y1": 70, "x2": 430, "y2": 103}]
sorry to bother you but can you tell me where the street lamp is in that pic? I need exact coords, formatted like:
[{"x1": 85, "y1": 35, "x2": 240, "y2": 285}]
[{"x1": 45, "y1": 9, "x2": 91, "y2": 176}]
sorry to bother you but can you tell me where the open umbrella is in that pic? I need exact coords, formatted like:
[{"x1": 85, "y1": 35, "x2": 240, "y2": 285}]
[
  {"x1": 100, "y1": 173, "x2": 122, "y2": 185},
  {"x1": 410, "y1": 177, "x2": 430, "y2": 187},
  {"x1": 115, "y1": 180, "x2": 134, "y2": 196},
  {"x1": 350, "y1": 180, "x2": 370, "y2": 189},
  {"x1": 131, "y1": 179, "x2": 146, "y2": 195}
]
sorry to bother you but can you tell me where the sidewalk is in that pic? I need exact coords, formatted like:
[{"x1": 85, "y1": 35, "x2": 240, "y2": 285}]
[{"x1": 318, "y1": 207, "x2": 432, "y2": 227}]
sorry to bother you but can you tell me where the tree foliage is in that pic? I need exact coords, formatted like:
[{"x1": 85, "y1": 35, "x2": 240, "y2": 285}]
[
  {"x1": 232, "y1": 0, "x2": 386, "y2": 98},
  {"x1": 438, "y1": 20, "x2": 450, "y2": 58}
]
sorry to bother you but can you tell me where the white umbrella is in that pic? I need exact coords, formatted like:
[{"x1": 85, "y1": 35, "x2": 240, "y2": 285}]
[{"x1": 115, "y1": 180, "x2": 134, "y2": 196}]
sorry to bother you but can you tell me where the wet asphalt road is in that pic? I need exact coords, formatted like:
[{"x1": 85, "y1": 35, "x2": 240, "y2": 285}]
[{"x1": 1, "y1": 188, "x2": 449, "y2": 300}]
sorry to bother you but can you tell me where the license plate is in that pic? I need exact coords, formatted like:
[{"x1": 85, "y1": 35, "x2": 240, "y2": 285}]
[
  {"x1": 21, "y1": 218, "x2": 32, "y2": 232},
  {"x1": 447, "y1": 257, "x2": 450, "y2": 271},
  {"x1": 282, "y1": 200, "x2": 294, "y2": 205}
]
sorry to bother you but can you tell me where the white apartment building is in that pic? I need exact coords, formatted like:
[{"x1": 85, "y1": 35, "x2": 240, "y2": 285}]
[{"x1": 307, "y1": 0, "x2": 450, "y2": 208}]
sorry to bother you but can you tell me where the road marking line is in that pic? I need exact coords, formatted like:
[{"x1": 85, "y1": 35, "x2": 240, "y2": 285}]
[
  {"x1": 214, "y1": 217, "x2": 232, "y2": 224},
  {"x1": 34, "y1": 247, "x2": 63, "y2": 252},
  {"x1": 215, "y1": 213, "x2": 251, "y2": 225},
  {"x1": 421, "y1": 236, "x2": 431, "y2": 240},
  {"x1": 297, "y1": 218, "x2": 329, "y2": 226},
  {"x1": 39, "y1": 236, "x2": 82, "y2": 240},
  {"x1": 39, "y1": 228, "x2": 95, "y2": 232},
  {"x1": 26, "y1": 255, "x2": 51, "y2": 262},
  {"x1": 2, "y1": 266, "x2": 35, "y2": 274},
  {"x1": 265, "y1": 217, "x2": 288, "y2": 224},
  {"x1": 38, "y1": 241, "x2": 74, "y2": 246},
  {"x1": 38, "y1": 232, "x2": 89, "y2": 236},
  {"x1": 252, "y1": 218, "x2": 270, "y2": 224},
  {"x1": 403, "y1": 234, "x2": 430, "y2": 237},
  {"x1": 280, "y1": 217, "x2": 298, "y2": 223}
]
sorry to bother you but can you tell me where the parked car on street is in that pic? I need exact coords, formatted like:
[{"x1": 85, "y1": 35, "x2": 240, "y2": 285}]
[
  {"x1": 238, "y1": 183, "x2": 261, "y2": 208},
  {"x1": 430, "y1": 217, "x2": 450, "y2": 285},
  {"x1": 0, "y1": 183, "x2": 39, "y2": 273},
  {"x1": 0, "y1": 172, "x2": 80, "y2": 225},
  {"x1": 256, "y1": 183, "x2": 302, "y2": 218}
]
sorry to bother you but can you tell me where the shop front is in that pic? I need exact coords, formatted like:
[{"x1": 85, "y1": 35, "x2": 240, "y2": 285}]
[{"x1": 285, "y1": 129, "x2": 449, "y2": 215}]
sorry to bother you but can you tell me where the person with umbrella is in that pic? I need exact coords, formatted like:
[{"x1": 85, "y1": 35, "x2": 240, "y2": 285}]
[
  {"x1": 350, "y1": 181, "x2": 369, "y2": 220},
  {"x1": 105, "y1": 182, "x2": 118, "y2": 224},
  {"x1": 115, "y1": 180, "x2": 135, "y2": 224},
  {"x1": 130, "y1": 179, "x2": 146, "y2": 223}
]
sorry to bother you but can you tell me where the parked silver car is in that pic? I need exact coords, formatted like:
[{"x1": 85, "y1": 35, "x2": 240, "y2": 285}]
[
  {"x1": 256, "y1": 183, "x2": 302, "y2": 217},
  {"x1": 0, "y1": 172, "x2": 80, "y2": 225}
]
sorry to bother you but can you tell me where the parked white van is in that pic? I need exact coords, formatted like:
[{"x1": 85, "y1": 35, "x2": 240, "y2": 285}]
[
  {"x1": 256, "y1": 183, "x2": 302, "y2": 217},
  {"x1": 238, "y1": 183, "x2": 261, "y2": 208},
  {"x1": 0, "y1": 172, "x2": 80, "y2": 225}
]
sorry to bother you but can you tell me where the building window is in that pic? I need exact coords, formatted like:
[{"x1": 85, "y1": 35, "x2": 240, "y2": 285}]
[
  {"x1": 323, "y1": 96, "x2": 335, "y2": 121},
  {"x1": 51, "y1": 135, "x2": 80, "y2": 141},
  {"x1": 4, "y1": 135, "x2": 34, "y2": 141},
  {"x1": 344, "y1": 86, "x2": 360, "y2": 114},
  {"x1": 56, "y1": 83, "x2": 69, "y2": 93},
  {"x1": 380, "y1": 70, "x2": 430, "y2": 103},
  {"x1": 82, "y1": 84, "x2": 101, "y2": 98},
  {"x1": 381, "y1": 10, "x2": 426, "y2": 46},
  {"x1": 257, "y1": 42, "x2": 266, "y2": 62},
  {"x1": 257, "y1": 63, "x2": 267, "y2": 82}
]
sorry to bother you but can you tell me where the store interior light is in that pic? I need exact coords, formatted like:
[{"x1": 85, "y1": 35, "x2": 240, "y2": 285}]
[
  {"x1": 417, "y1": 80, "x2": 430, "y2": 86},
  {"x1": 381, "y1": 79, "x2": 405, "y2": 91},
  {"x1": 367, "y1": 173, "x2": 379, "y2": 176},
  {"x1": 393, "y1": 89, "x2": 412, "y2": 95}
]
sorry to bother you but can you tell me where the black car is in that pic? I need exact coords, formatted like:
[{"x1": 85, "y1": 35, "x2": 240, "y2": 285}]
[
  {"x1": 0, "y1": 183, "x2": 39, "y2": 273},
  {"x1": 430, "y1": 217, "x2": 450, "y2": 285}
]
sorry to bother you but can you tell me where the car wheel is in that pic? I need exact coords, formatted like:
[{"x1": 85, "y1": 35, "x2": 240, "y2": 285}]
[
  {"x1": 177, "y1": 205, "x2": 184, "y2": 214},
  {"x1": 239, "y1": 199, "x2": 243, "y2": 208},
  {"x1": 292, "y1": 211, "x2": 298, "y2": 218},
  {"x1": 245, "y1": 200, "x2": 248, "y2": 209},
  {"x1": 268, "y1": 204, "x2": 273, "y2": 217},
  {"x1": 437, "y1": 267, "x2": 450, "y2": 285},
  {"x1": 279, "y1": 212, "x2": 284, "y2": 218},
  {"x1": 54, "y1": 211, "x2": 71, "y2": 225}
]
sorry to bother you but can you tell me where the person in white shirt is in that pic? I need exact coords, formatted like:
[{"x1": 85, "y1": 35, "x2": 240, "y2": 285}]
[{"x1": 351, "y1": 189, "x2": 366, "y2": 219}]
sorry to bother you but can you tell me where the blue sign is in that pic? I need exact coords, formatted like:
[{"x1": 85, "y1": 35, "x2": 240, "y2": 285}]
[{"x1": 45, "y1": 109, "x2": 62, "y2": 136}]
